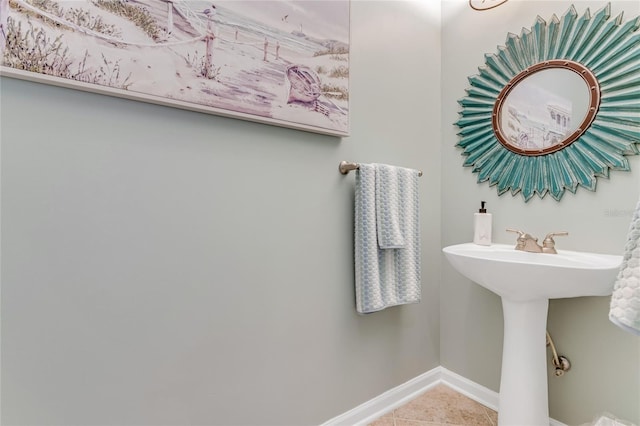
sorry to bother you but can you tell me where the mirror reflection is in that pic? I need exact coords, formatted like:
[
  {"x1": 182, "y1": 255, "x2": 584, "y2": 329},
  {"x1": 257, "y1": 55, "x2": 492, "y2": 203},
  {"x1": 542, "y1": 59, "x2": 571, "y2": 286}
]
[
  {"x1": 493, "y1": 61, "x2": 600, "y2": 156},
  {"x1": 499, "y1": 69, "x2": 589, "y2": 151}
]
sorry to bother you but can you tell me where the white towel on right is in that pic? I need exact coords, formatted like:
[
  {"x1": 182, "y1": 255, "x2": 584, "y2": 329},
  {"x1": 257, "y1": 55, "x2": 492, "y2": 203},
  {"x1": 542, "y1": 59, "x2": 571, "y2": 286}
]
[{"x1": 609, "y1": 199, "x2": 640, "y2": 336}]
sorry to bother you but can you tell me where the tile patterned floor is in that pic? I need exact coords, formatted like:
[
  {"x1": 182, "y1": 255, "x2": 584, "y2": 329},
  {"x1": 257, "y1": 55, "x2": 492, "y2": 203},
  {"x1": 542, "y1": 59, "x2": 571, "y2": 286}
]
[{"x1": 368, "y1": 384, "x2": 498, "y2": 426}]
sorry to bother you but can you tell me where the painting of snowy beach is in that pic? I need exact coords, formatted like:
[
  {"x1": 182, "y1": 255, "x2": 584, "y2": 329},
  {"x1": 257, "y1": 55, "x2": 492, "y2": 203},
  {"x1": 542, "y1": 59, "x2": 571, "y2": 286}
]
[{"x1": 0, "y1": 0, "x2": 350, "y2": 136}]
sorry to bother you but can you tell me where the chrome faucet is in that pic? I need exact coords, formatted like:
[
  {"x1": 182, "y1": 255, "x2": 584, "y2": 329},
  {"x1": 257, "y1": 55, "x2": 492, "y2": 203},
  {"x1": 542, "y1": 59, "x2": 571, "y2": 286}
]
[{"x1": 507, "y1": 229, "x2": 568, "y2": 254}]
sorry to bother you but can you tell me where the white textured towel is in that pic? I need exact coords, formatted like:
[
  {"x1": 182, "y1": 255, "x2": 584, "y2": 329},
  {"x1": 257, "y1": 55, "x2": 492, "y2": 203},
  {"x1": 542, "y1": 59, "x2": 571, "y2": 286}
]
[
  {"x1": 609, "y1": 199, "x2": 640, "y2": 336},
  {"x1": 354, "y1": 163, "x2": 421, "y2": 314},
  {"x1": 376, "y1": 164, "x2": 406, "y2": 249}
]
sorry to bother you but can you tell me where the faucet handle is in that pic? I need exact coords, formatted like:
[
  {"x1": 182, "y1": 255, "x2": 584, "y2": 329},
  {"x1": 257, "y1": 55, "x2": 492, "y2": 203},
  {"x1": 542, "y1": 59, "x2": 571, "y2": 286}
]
[
  {"x1": 506, "y1": 228, "x2": 525, "y2": 237},
  {"x1": 506, "y1": 228, "x2": 537, "y2": 240},
  {"x1": 506, "y1": 228, "x2": 531, "y2": 251},
  {"x1": 542, "y1": 232, "x2": 568, "y2": 254}
]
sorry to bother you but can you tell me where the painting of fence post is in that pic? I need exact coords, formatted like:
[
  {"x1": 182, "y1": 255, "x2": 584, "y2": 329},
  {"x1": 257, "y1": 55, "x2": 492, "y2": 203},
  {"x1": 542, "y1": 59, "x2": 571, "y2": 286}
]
[{"x1": 0, "y1": 0, "x2": 350, "y2": 136}]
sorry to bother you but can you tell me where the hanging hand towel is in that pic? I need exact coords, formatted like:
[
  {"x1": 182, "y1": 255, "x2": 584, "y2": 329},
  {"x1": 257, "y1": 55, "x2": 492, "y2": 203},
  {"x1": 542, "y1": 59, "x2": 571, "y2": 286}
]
[
  {"x1": 609, "y1": 199, "x2": 640, "y2": 336},
  {"x1": 354, "y1": 163, "x2": 421, "y2": 314},
  {"x1": 376, "y1": 164, "x2": 406, "y2": 249}
]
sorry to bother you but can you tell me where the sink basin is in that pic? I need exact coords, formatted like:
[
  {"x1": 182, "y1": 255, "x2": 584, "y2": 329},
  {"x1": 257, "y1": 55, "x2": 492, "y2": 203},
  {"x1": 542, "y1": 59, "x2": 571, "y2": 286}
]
[
  {"x1": 443, "y1": 243, "x2": 622, "y2": 425},
  {"x1": 443, "y1": 243, "x2": 622, "y2": 301}
]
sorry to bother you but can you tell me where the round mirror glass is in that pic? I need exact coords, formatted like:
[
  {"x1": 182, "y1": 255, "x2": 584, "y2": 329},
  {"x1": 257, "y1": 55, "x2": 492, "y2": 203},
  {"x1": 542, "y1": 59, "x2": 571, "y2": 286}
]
[{"x1": 493, "y1": 60, "x2": 600, "y2": 156}]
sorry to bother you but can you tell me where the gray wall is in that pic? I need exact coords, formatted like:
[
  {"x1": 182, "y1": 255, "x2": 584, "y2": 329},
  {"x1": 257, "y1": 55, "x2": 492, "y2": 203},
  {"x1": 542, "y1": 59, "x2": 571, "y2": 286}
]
[
  {"x1": 0, "y1": 2, "x2": 441, "y2": 424},
  {"x1": 441, "y1": 1, "x2": 640, "y2": 425},
  {"x1": 3, "y1": 1, "x2": 640, "y2": 425}
]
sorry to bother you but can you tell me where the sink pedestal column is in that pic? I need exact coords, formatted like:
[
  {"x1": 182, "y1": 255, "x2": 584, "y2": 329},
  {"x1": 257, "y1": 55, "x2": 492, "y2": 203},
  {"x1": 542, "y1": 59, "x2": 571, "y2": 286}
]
[{"x1": 498, "y1": 298, "x2": 550, "y2": 426}]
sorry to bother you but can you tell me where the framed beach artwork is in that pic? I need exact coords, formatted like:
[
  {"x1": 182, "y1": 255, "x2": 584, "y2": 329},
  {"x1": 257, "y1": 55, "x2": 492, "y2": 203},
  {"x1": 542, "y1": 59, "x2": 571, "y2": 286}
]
[{"x1": 0, "y1": 0, "x2": 350, "y2": 136}]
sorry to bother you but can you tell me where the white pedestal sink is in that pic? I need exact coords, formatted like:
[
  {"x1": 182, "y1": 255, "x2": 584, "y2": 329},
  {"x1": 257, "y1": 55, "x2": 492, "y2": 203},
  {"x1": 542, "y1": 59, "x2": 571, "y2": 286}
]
[{"x1": 443, "y1": 243, "x2": 622, "y2": 426}]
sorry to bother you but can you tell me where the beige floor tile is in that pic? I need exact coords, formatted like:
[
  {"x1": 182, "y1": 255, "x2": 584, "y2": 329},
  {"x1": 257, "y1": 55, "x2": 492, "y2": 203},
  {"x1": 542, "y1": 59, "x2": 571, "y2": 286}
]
[
  {"x1": 394, "y1": 386, "x2": 464, "y2": 424},
  {"x1": 452, "y1": 394, "x2": 494, "y2": 425},
  {"x1": 368, "y1": 384, "x2": 498, "y2": 426},
  {"x1": 368, "y1": 412, "x2": 394, "y2": 426},
  {"x1": 394, "y1": 419, "x2": 436, "y2": 426},
  {"x1": 482, "y1": 406, "x2": 498, "y2": 426}
]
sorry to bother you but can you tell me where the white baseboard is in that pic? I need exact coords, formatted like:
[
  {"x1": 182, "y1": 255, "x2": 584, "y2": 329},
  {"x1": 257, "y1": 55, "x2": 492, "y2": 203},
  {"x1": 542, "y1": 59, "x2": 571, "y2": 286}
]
[
  {"x1": 320, "y1": 366, "x2": 567, "y2": 426},
  {"x1": 319, "y1": 367, "x2": 441, "y2": 426},
  {"x1": 439, "y1": 366, "x2": 499, "y2": 411}
]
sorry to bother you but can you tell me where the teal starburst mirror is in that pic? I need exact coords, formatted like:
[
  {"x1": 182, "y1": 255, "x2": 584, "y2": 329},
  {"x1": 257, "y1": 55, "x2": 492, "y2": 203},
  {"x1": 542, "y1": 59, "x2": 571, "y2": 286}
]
[{"x1": 456, "y1": 3, "x2": 640, "y2": 201}]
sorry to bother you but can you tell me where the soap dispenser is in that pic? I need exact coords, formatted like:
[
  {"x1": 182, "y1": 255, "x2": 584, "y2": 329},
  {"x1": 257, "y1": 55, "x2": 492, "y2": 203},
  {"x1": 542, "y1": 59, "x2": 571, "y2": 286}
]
[{"x1": 473, "y1": 201, "x2": 492, "y2": 246}]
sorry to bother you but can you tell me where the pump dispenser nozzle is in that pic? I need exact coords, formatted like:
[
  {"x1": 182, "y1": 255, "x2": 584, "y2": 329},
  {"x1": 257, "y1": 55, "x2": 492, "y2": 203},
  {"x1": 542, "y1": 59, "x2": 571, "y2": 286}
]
[{"x1": 479, "y1": 201, "x2": 487, "y2": 213}]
